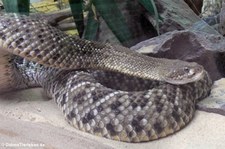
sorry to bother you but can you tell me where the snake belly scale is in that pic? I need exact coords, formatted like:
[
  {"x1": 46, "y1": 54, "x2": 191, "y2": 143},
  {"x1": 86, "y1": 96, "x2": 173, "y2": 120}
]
[{"x1": 0, "y1": 13, "x2": 212, "y2": 142}]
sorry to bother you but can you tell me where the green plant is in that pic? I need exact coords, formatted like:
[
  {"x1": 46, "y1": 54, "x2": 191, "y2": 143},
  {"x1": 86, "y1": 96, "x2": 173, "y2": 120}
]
[
  {"x1": 69, "y1": 0, "x2": 159, "y2": 44},
  {"x1": 3, "y1": 0, "x2": 30, "y2": 14}
]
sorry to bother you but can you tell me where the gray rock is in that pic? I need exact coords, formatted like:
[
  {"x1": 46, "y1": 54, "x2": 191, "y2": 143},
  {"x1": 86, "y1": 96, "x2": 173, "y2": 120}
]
[
  {"x1": 198, "y1": 78, "x2": 225, "y2": 115},
  {"x1": 132, "y1": 30, "x2": 225, "y2": 81},
  {"x1": 131, "y1": 30, "x2": 225, "y2": 115}
]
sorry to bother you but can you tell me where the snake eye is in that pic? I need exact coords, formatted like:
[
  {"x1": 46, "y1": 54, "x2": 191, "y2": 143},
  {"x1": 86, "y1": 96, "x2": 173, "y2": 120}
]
[
  {"x1": 184, "y1": 66, "x2": 195, "y2": 76},
  {"x1": 183, "y1": 67, "x2": 190, "y2": 73}
]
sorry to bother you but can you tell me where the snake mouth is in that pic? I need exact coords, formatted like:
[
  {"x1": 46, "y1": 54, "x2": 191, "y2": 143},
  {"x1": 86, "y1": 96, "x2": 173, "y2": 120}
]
[
  {"x1": 191, "y1": 70, "x2": 205, "y2": 81},
  {"x1": 164, "y1": 68, "x2": 205, "y2": 85}
]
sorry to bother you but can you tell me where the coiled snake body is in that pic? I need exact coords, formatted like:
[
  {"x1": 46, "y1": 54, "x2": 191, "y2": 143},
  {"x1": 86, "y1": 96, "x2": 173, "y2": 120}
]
[{"x1": 0, "y1": 14, "x2": 212, "y2": 142}]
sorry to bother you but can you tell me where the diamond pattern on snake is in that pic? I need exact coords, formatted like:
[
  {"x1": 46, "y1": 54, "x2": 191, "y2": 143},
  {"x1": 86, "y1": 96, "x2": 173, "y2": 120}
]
[{"x1": 0, "y1": 13, "x2": 212, "y2": 142}]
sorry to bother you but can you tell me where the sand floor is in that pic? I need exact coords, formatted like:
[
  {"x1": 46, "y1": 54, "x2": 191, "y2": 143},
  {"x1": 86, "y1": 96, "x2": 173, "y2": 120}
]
[{"x1": 0, "y1": 88, "x2": 225, "y2": 149}]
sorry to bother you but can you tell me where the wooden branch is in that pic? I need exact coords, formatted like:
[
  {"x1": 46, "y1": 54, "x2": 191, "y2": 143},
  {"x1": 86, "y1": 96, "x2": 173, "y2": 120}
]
[{"x1": 57, "y1": 22, "x2": 76, "y2": 31}]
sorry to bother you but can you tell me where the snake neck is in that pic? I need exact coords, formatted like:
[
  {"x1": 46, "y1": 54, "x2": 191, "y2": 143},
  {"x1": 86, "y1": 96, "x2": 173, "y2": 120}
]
[{"x1": 0, "y1": 13, "x2": 206, "y2": 85}]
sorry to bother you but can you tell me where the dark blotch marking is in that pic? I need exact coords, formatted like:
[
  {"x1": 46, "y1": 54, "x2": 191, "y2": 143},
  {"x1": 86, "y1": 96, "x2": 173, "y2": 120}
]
[
  {"x1": 174, "y1": 105, "x2": 178, "y2": 111},
  {"x1": 154, "y1": 98, "x2": 164, "y2": 113},
  {"x1": 82, "y1": 111, "x2": 95, "y2": 124},
  {"x1": 80, "y1": 50, "x2": 92, "y2": 56},
  {"x1": 85, "y1": 84, "x2": 91, "y2": 88},
  {"x1": 71, "y1": 80, "x2": 78, "y2": 88},
  {"x1": 140, "y1": 98, "x2": 148, "y2": 108},
  {"x1": 15, "y1": 57, "x2": 24, "y2": 64},
  {"x1": 59, "y1": 45, "x2": 63, "y2": 49},
  {"x1": 137, "y1": 99, "x2": 142, "y2": 103},
  {"x1": 106, "y1": 123, "x2": 117, "y2": 136},
  {"x1": 115, "y1": 101, "x2": 121, "y2": 106},
  {"x1": 172, "y1": 110, "x2": 180, "y2": 122},
  {"x1": 56, "y1": 37, "x2": 60, "y2": 41},
  {"x1": 2, "y1": 35, "x2": 6, "y2": 40},
  {"x1": 85, "y1": 61, "x2": 91, "y2": 66},
  {"x1": 98, "y1": 94, "x2": 103, "y2": 99},
  {"x1": 111, "y1": 104, "x2": 117, "y2": 110},
  {"x1": 40, "y1": 39, "x2": 44, "y2": 43},
  {"x1": 55, "y1": 92, "x2": 60, "y2": 99},
  {"x1": 137, "y1": 115, "x2": 144, "y2": 121},
  {"x1": 8, "y1": 45, "x2": 13, "y2": 49},
  {"x1": 80, "y1": 91, "x2": 86, "y2": 97},
  {"x1": 60, "y1": 94, "x2": 66, "y2": 106},
  {"x1": 102, "y1": 90, "x2": 112, "y2": 95},
  {"x1": 67, "y1": 109, "x2": 76, "y2": 120},
  {"x1": 87, "y1": 111, "x2": 95, "y2": 120},
  {"x1": 16, "y1": 38, "x2": 24, "y2": 45},
  {"x1": 51, "y1": 84, "x2": 57, "y2": 93},
  {"x1": 128, "y1": 132, "x2": 133, "y2": 137},
  {"x1": 147, "y1": 131, "x2": 151, "y2": 137},
  {"x1": 82, "y1": 117, "x2": 88, "y2": 124},
  {"x1": 156, "y1": 106, "x2": 163, "y2": 113},
  {"x1": 140, "y1": 102, "x2": 147, "y2": 108},
  {"x1": 52, "y1": 53, "x2": 60, "y2": 60},
  {"x1": 2, "y1": 24, "x2": 7, "y2": 28},
  {"x1": 153, "y1": 122, "x2": 163, "y2": 134},
  {"x1": 97, "y1": 105, "x2": 103, "y2": 112},
  {"x1": 73, "y1": 94, "x2": 80, "y2": 102},
  {"x1": 77, "y1": 97, "x2": 84, "y2": 105},
  {"x1": 93, "y1": 96, "x2": 98, "y2": 102},
  {"x1": 70, "y1": 109, "x2": 76, "y2": 118},
  {"x1": 73, "y1": 93, "x2": 82, "y2": 102},
  {"x1": 66, "y1": 114, "x2": 71, "y2": 120},
  {"x1": 0, "y1": 32, "x2": 4, "y2": 37},
  {"x1": 111, "y1": 101, "x2": 121, "y2": 114},
  {"x1": 51, "y1": 45, "x2": 56, "y2": 49},
  {"x1": 185, "y1": 105, "x2": 191, "y2": 116},
  {"x1": 25, "y1": 51, "x2": 30, "y2": 56},
  {"x1": 114, "y1": 109, "x2": 120, "y2": 115},
  {"x1": 91, "y1": 91, "x2": 97, "y2": 97},
  {"x1": 18, "y1": 45, "x2": 23, "y2": 49},
  {"x1": 37, "y1": 54, "x2": 42, "y2": 59},
  {"x1": 14, "y1": 28, "x2": 19, "y2": 33},
  {"x1": 131, "y1": 102, "x2": 138, "y2": 109},
  {"x1": 34, "y1": 49, "x2": 40, "y2": 55},
  {"x1": 93, "y1": 127, "x2": 102, "y2": 133},
  {"x1": 167, "y1": 92, "x2": 176, "y2": 103},
  {"x1": 131, "y1": 119, "x2": 143, "y2": 132},
  {"x1": 57, "y1": 71, "x2": 70, "y2": 87}
]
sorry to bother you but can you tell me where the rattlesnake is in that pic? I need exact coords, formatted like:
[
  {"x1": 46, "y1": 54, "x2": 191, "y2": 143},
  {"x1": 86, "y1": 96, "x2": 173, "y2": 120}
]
[{"x1": 0, "y1": 13, "x2": 212, "y2": 142}]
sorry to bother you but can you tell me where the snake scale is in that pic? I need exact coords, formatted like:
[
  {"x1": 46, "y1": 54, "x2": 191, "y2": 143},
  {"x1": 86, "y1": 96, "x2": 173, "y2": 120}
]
[{"x1": 0, "y1": 13, "x2": 212, "y2": 142}]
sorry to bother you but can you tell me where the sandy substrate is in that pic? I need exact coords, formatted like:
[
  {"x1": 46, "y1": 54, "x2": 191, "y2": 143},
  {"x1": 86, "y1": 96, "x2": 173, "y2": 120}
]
[{"x1": 0, "y1": 88, "x2": 225, "y2": 149}]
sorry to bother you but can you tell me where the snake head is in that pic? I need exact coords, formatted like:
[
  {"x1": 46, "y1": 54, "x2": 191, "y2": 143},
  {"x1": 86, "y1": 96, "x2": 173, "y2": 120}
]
[{"x1": 164, "y1": 61, "x2": 205, "y2": 84}]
